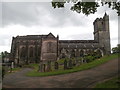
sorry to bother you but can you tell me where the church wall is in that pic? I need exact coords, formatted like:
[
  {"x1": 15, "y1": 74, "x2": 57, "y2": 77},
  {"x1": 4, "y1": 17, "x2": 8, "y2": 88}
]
[
  {"x1": 10, "y1": 13, "x2": 111, "y2": 65},
  {"x1": 41, "y1": 38, "x2": 57, "y2": 62},
  {"x1": 59, "y1": 42, "x2": 105, "y2": 58}
]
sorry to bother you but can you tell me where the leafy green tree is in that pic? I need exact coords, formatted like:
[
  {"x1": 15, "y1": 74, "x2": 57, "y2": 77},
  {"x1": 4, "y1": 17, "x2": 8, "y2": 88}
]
[
  {"x1": 117, "y1": 44, "x2": 120, "y2": 53},
  {"x1": 52, "y1": 0, "x2": 120, "y2": 16},
  {"x1": 112, "y1": 44, "x2": 120, "y2": 53},
  {"x1": 1, "y1": 51, "x2": 9, "y2": 63}
]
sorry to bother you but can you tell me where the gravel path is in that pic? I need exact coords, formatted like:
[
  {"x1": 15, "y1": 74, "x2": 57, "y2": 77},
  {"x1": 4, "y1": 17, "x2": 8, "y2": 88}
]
[{"x1": 3, "y1": 58, "x2": 119, "y2": 88}]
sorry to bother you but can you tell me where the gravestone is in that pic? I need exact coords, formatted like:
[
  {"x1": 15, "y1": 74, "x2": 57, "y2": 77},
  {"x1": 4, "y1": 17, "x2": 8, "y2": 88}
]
[
  {"x1": 73, "y1": 59, "x2": 76, "y2": 66},
  {"x1": 77, "y1": 59, "x2": 81, "y2": 66},
  {"x1": 38, "y1": 64, "x2": 41, "y2": 72},
  {"x1": 75, "y1": 58, "x2": 79, "y2": 66},
  {"x1": 83, "y1": 59, "x2": 87, "y2": 63},
  {"x1": 46, "y1": 61, "x2": 51, "y2": 72},
  {"x1": 39, "y1": 63, "x2": 45, "y2": 72},
  {"x1": 10, "y1": 62, "x2": 14, "y2": 72},
  {"x1": 54, "y1": 61, "x2": 59, "y2": 70},
  {"x1": 64, "y1": 59, "x2": 67, "y2": 70},
  {"x1": 11, "y1": 62, "x2": 14, "y2": 69},
  {"x1": 43, "y1": 64, "x2": 46, "y2": 72},
  {"x1": 81, "y1": 58, "x2": 84, "y2": 64},
  {"x1": 68, "y1": 59, "x2": 72, "y2": 69}
]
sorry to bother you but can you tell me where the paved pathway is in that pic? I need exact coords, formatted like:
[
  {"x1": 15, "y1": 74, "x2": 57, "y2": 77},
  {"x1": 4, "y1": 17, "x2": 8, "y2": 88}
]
[{"x1": 3, "y1": 58, "x2": 119, "y2": 88}]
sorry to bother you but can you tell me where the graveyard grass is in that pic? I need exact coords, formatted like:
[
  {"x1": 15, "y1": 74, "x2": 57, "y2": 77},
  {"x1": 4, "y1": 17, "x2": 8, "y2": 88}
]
[
  {"x1": 26, "y1": 54, "x2": 118, "y2": 77},
  {"x1": 94, "y1": 76, "x2": 120, "y2": 88},
  {"x1": 6, "y1": 67, "x2": 21, "y2": 74}
]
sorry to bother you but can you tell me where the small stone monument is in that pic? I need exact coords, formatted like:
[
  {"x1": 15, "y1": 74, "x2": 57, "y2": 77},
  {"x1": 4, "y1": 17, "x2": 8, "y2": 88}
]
[
  {"x1": 39, "y1": 63, "x2": 44, "y2": 72},
  {"x1": 81, "y1": 57, "x2": 84, "y2": 64},
  {"x1": 64, "y1": 59, "x2": 67, "y2": 70},
  {"x1": 75, "y1": 58, "x2": 79, "y2": 66},
  {"x1": 43, "y1": 64, "x2": 46, "y2": 72},
  {"x1": 10, "y1": 62, "x2": 14, "y2": 72},
  {"x1": 73, "y1": 59, "x2": 76, "y2": 66},
  {"x1": 11, "y1": 62, "x2": 14, "y2": 69},
  {"x1": 68, "y1": 59, "x2": 72, "y2": 69},
  {"x1": 46, "y1": 61, "x2": 51, "y2": 72},
  {"x1": 38, "y1": 65, "x2": 41, "y2": 72},
  {"x1": 54, "y1": 61, "x2": 59, "y2": 70}
]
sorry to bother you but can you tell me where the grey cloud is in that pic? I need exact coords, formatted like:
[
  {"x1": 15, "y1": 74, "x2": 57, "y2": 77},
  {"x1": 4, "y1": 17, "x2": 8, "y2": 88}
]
[
  {"x1": 118, "y1": 16, "x2": 120, "y2": 44},
  {"x1": 2, "y1": 2, "x2": 40, "y2": 27},
  {"x1": 66, "y1": 33, "x2": 94, "y2": 40},
  {"x1": 97, "y1": 4, "x2": 118, "y2": 21},
  {"x1": 111, "y1": 37, "x2": 119, "y2": 41},
  {"x1": 0, "y1": 35, "x2": 11, "y2": 46},
  {"x1": 109, "y1": 10, "x2": 118, "y2": 21},
  {"x1": 0, "y1": 2, "x2": 2, "y2": 27},
  {"x1": 2, "y1": 2, "x2": 87, "y2": 27}
]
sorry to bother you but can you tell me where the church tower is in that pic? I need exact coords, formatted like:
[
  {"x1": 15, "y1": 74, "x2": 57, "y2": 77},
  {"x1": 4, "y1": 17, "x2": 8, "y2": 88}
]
[{"x1": 93, "y1": 13, "x2": 111, "y2": 54}]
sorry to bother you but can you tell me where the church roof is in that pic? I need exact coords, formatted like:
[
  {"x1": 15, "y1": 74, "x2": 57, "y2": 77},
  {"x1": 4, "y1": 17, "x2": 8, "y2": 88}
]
[
  {"x1": 15, "y1": 33, "x2": 56, "y2": 40},
  {"x1": 59, "y1": 40, "x2": 98, "y2": 43}
]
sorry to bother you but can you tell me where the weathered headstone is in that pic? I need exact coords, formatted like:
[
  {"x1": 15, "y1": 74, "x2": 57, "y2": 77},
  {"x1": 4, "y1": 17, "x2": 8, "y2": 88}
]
[
  {"x1": 46, "y1": 61, "x2": 51, "y2": 72},
  {"x1": 39, "y1": 63, "x2": 44, "y2": 72},
  {"x1": 83, "y1": 59, "x2": 87, "y2": 63},
  {"x1": 10, "y1": 62, "x2": 14, "y2": 72},
  {"x1": 68, "y1": 59, "x2": 72, "y2": 69},
  {"x1": 64, "y1": 59, "x2": 67, "y2": 70},
  {"x1": 11, "y1": 62, "x2": 14, "y2": 69},
  {"x1": 73, "y1": 59, "x2": 76, "y2": 66},
  {"x1": 75, "y1": 58, "x2": 79, "y2": 66},
  {"x1": 77, "y1": 59, "x2": 81, "y2": 66},
  {"x1": 43, "y1": 64, "x2": 46, "y2": 72},
  {"x1": 81, "y1": 58, "x2": 84, "y2": 64},
  {"x1": 38, "y1": 65, "x2": 41, "y2": 72},
  {"x1": 54, "y1": 61, "x2": 59, "y2": 70}
]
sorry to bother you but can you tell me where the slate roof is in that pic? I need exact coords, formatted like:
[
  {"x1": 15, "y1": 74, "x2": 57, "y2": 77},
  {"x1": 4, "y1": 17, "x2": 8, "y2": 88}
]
[{"x1": 59, "y1": 40, "x2": 98, "y2": 43}]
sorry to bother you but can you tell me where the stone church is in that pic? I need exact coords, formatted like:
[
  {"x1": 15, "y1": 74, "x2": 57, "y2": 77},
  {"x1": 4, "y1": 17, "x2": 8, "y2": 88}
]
[{"x1": 10, "y1": 13, "x2": 111, "y2": 65}]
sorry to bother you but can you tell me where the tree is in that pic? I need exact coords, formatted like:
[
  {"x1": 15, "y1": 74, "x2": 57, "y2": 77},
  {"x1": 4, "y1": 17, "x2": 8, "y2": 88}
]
[
  {"x1": 52, "y1": 0, "x2": 120, "y2": 16},
  {"x1": 1, "y1": 51, "x2": 9, "y2": 63},
  {"x1": 112, "y1": 44, "x2": 120, "y2": 53}
]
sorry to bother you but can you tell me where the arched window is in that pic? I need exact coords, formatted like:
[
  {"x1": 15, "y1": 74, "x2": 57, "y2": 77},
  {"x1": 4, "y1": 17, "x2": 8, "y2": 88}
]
[
  {"x1": 29, "y1": 47, "x2": 34, "y2": 57},
  {"x1": 20, "y1": 47, "x2": 26, "y2": 58},
  {"x1": 37, "y1": 46, "x2": 40, "y2": 56},
  {"x1": 47, "y1": 42, "x2": 52, "y2": 53},
  {"x1": 96, "y1": 49, "x2": 102, "y2": 57},
  {"x1": 71, "y1": 49, "x2": 75, "y2": 57},
  {"x1": 80, "y1": 50, "x2": 84, "y2": 57},
  {"x1": 61, "y1": 53, "x2": 66, "y2": 58}
]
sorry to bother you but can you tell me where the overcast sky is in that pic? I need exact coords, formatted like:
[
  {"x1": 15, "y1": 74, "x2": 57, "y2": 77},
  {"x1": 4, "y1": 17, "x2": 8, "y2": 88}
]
[{"x1": 0, "y1": 1, "x2": 119, "y2": 53}]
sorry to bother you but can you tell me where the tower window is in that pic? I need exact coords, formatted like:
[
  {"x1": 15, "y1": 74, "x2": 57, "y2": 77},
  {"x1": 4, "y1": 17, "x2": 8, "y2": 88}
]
[{"x1": 101, "y1": 22, "x2": 103, "y2": 25}]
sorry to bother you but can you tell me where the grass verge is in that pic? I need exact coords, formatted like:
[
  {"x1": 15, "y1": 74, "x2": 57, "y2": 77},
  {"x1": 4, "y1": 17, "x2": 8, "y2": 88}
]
[
  {"x1": 94, "y1": 76, "x2": 120, "y2": 88},
  {"x1": 26, "y1": 54, "x2": 118, "y2": 77}
]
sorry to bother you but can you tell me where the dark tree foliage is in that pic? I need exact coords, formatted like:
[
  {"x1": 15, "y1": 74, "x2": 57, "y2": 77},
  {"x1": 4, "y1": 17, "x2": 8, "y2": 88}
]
[
  {"x1": 112, "y1": 44, "x2": 120, "y2": 53},
  {"x1": 71, "y1": 2, "x2": 99, "y2": 15},
  {"x1": 52, "y1": 0, "x2": 120, "y2": 16},
  {"x1": 1, "y1": 51, "x2": 9, "y2": 63}
]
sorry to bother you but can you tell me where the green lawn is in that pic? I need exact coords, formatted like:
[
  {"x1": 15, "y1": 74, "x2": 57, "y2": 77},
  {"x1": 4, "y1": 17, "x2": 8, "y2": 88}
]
[
  {"x1": 5, "y1": 67, "x2": 22, "y2": 74},
  {"x1": 26, "y1": 54, "x2": 118, "y2": 77},
  {"x1": 12, "y1": 67, "x2": 21, "y2": 71},
  {"x1": 94, "y1": 76, "x2": 120, "y2": 88}
]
